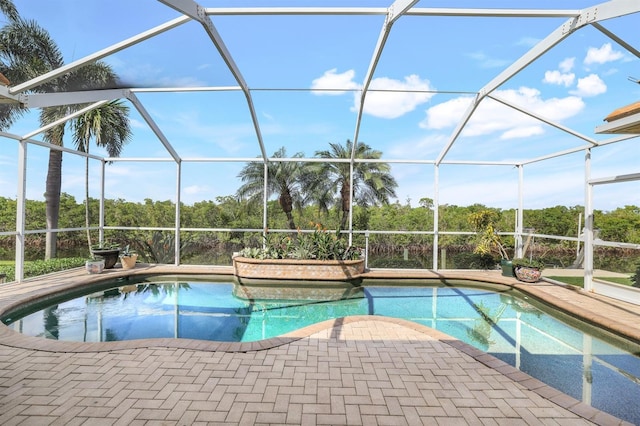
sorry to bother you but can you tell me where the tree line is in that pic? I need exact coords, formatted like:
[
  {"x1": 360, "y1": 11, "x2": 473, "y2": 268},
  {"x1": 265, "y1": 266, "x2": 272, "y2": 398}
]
[{"x1": 1, "y1": 194, "x2": 638, "y2": 253}]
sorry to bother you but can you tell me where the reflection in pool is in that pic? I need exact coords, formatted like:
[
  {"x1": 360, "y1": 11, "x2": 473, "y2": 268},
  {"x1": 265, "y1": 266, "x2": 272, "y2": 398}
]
[{"x1": 3, "y1": 279, "x2": 640, "y2": 424}]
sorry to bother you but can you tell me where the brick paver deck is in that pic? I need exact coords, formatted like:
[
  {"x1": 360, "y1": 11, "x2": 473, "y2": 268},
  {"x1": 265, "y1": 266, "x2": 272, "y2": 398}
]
[{"x1": 0, "y1": 265, "x2": 638, "y2": 425}]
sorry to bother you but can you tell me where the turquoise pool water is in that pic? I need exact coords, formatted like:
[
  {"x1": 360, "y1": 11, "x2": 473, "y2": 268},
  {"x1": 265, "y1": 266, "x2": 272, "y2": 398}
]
[{"x1": 4, "y1": 279, "x2": 640, "y2": 424}]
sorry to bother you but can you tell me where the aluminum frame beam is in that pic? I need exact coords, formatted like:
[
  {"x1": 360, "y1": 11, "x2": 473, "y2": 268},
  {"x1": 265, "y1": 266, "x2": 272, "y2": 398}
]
[
  {"x1": 488, "y1": 94, "x2": 599, "y2": 146},
  {"x1": 127, "y1": 93, "x2": 181, "y2": 162},
  {"x1": 9, "y1": 16, "x2": 191, "y2": 95},
  {"x1": 351, "y1": 0, "x2": 419, "y2": 160},
  {"x1": 24, "y1": 89, "x2": 130, "y2": 109},
  {"x1": 158, "y1": 0, "x2": 268, "y2": 161},
  {"x1": 435, "y1": 0, "x2": 640, "y2": 165}
]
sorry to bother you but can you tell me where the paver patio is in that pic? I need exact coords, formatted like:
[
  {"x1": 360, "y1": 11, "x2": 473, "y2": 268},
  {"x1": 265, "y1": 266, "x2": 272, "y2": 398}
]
[{"x1": 0, "y1": 265, "x2": 638, "y2": 425}]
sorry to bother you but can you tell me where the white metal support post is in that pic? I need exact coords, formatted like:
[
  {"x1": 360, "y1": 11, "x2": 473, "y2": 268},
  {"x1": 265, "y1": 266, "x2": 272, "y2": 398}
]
[
  {"x1": 262, "y1": 161, "x2": 268, "y2": 245},
  {"x1": 99, "y1": 160, "x2": 106, "y2": 245},
  {"x1": 433, "y1": 164, "x2": 440, "y2": 270},
  {"x1": 583, "y1": 149, "x2": 594, "y2": 292},
  {"x1": 15, "y1": 139, "x2": 27, "y2": 283},
  {"x1": 516, "y1": 165, "x2": 524, "y2": 258},
  {"x1": 348, "y1": 161, "x2": 354, "y2": 246},
  {"x1": 175, "y1": 161, "x2": 182, "y2": 266}
]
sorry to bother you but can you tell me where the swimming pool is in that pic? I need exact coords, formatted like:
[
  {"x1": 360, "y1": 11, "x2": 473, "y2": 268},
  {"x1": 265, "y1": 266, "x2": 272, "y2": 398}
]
[{"x1": 3, "y1": 277, "x2": 640, "y2": 424}]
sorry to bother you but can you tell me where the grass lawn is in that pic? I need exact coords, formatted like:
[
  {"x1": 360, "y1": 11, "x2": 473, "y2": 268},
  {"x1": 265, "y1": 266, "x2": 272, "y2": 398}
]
[{"x1": 547, "y1": 276, "x2": 634, "y2": 288}]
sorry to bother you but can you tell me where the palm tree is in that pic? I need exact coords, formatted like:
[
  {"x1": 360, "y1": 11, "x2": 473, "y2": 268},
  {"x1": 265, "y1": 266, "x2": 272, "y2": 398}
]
[
  {"x1": 0, "y1": 0, "x2": 18, "y2": 22},
  {"x1": 72, "y1": 101, "x2": 132, "y2": 250},
  {"x1": 312, "y1": 139, "x2": 398, "y2": 232},
  {"x1": 0, "y1": 18, "x2": 131, "y2": 259},
  {"x1": 237, "y1": 147, "x2": 306, "y2": 230}
]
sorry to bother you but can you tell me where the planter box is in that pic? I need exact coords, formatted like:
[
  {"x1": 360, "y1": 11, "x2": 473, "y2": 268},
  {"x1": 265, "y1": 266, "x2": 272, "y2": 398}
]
[{"x1": 233, "y1": 256, "x2": 365, "y2": 282}]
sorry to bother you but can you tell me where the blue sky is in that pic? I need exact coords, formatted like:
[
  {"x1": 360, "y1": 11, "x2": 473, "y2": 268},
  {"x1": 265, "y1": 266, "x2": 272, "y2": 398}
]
[{"x1": 1, "y1": 0, "x2": 639, "y2": 211}]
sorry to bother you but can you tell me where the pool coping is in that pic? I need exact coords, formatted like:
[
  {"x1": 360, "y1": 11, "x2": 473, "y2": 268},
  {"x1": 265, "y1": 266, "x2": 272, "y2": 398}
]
[{"x1": 0, "y1": 264, "x2": 638, "y2": 425}]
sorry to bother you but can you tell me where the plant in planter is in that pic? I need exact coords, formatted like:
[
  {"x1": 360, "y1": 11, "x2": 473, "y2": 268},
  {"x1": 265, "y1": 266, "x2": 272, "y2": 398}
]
[
  {"x1": 234, "y1": 224, "x2": 364, "y2": 281},
  {"x1": 119, "y1": 245, "x2": 138, "y2": 270},
  {"x1": 239, "y1": 224, "x2": 362, "y2": 261},
  {"x1": 468, "y1": 210, "x2": 512, "y2": 276},
  {"x1": 511, "y1": 258, "x2": 545, "y2": 283},
  {"x1": 90, "y1": 242, "x2": 121, "y2": 269}
]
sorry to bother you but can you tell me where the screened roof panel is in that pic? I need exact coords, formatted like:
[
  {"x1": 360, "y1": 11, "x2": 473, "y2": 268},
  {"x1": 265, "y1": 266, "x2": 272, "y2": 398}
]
[{"x1": 1, "y1": 0, "x2": 638, "y2": 208}]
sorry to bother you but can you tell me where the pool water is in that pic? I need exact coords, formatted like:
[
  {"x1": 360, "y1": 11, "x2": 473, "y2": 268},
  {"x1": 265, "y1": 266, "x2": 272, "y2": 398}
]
[{"x1": 4, "y1": 280, "x2": 640, "y2": 424}]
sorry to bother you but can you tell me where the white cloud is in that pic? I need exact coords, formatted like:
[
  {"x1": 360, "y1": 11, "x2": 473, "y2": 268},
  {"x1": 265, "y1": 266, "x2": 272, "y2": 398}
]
[
  {"x1": 358, "y1": 74, "x2": 436, "y2": 119},
  {"x1": 559, "y1": 57, "x2": 575, "y2": 73},
  {"x1": 311, "y1": 68, "x2": 360, "y2": 95},
  {"x1": 543, "y1": 70, "x2": 575, "y2": 87},
  {"x1": 421, "y1": 96, "x2": 474, "y2": 130},
  {"x1": 584, "y1": 43, "x2": 624, "y2": 65},
  {"x1": 570, "y1": 74, "x2": 607, "y2": 97},
  {"x1": 467, "y1": 51, "x2": 510, "y2": 68},
  {"x1": 312, "y1": 70, "x2": 435, "y2": 119},
  {"x1": 421, "y1": 87, "x2": 585, "y2": 139},
  {"x1": 387, "y1": 134, "x2": 448, "y2": 159},
  {"x1": 184, "y1": 185, "x2": 208, "y2": 195},
  {"x1": 129, "y1": 118, "x2": 147, "y2": 129}
]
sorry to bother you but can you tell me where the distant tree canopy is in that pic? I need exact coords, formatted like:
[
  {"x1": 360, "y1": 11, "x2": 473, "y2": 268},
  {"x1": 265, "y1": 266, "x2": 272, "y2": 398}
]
[{"x1": 1, "y1": 195, "x2": 639, "y2": 249}]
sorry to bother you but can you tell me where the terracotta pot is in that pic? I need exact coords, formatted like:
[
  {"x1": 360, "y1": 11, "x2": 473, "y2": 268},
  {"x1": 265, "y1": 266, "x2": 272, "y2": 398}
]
[{"x1": 120, "y1": 254, "x2": 138, "y2": 270}]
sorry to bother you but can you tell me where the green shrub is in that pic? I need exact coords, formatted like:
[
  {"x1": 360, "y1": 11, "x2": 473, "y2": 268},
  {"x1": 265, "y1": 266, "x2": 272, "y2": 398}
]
[
  {"x1": 0, "y1": 257, "x2": 86, "y2": 283},
  {"x1": 512, "y1": 258, "x2": 545, "y2": 270},
  {"x1": 632, "y1": 262, "x2": 640, "y2": 288},
  {"x1": 452, "y1": 252, "x2": 496, "y2": 269},
  {"x1": 239, "y1": 224, "x2": 362, "y2": 261}
]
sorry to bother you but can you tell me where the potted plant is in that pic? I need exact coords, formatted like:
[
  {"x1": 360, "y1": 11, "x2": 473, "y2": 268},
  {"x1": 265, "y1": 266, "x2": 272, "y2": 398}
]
[
  {"x1": 119, "y1": 245, "x2": 138, "y2": 270},
  {"x1": 511, "y1": 258, "x2": 545, "y2": 283},
  {"x1": 90, "y1": 242, "x2": 121, "y2": 269},
  {"x1": 468, "y1": 210, "x2": 512, "y2": 276}
]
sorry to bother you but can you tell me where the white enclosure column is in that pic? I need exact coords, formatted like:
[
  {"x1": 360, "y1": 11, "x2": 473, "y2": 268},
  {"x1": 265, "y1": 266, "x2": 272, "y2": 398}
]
[
  {"x1": 583, "y1": 149, "x2": 594, "y2": 292},
  {"x1": 175, "y1": 161, "x2": 182, "y2": 266},
  {"x1": 99, "y1": 160, "x2": 106, "y2": 245},
  {"x1": 14, "y1": 139, "x2": 27, "y2": 282},
  {"x1": 515, "y1": 165, "x2": 524, "y2": 258},
  {"x1": 262, "y1": 162, "x2": 268, "y2": 243},
  {"x1": 433, "y1": 164, "x2": 440, "y2": 270}
]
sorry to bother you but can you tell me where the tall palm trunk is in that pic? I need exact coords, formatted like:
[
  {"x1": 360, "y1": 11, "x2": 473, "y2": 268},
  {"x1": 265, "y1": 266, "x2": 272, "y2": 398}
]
[
  {"x1": 278, "y1": 190, "x2": 296, "y2": 230},
  {"x1": 44, "y1": 149, "x2": 62, "y2": 259},
  {"x1": 339, "y1": 182, "x2": 351, "y2": 232},
  {"x1": 84, "y1": 146, "x2": 92, "y2": 254}
]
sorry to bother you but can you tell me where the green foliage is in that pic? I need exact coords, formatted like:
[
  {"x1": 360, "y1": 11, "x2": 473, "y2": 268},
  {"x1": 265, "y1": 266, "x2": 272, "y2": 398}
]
[
  {"x1": 135, "y1": 231, "x2": 195, "y2": 264},
  {"x1": 452, "y1": 252, "x2": 496, "y2": 269},
  {"x1": 239, "y1": 224, "x2": 361, "y2": 261},
  {"x1": 0, "y1": 257, "x2": 86, "y2": 282},
  {"x1": 512, "y1": 258, "x2": 545, "y2": 270},
  {"x1": 468, "y1": 210, "x2": 509, "y2": 259},
  {"x1": 632, "y1": 262, "x2": 640, "y2": 288}
]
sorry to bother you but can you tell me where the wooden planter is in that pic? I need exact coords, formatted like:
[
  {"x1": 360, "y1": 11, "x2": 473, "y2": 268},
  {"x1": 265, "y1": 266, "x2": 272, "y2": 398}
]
[{"x1": 233, "y1": 256, "x2": 365, "y2": 282}]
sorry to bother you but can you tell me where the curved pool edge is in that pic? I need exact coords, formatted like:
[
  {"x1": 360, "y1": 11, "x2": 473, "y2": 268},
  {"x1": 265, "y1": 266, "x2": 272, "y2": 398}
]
[
  {"x1": 0, "y1": 266, "x2": 636, "y2": 425},
  {"x1": 1, "y1": 264, "x2": 639, "y2": 348}
]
